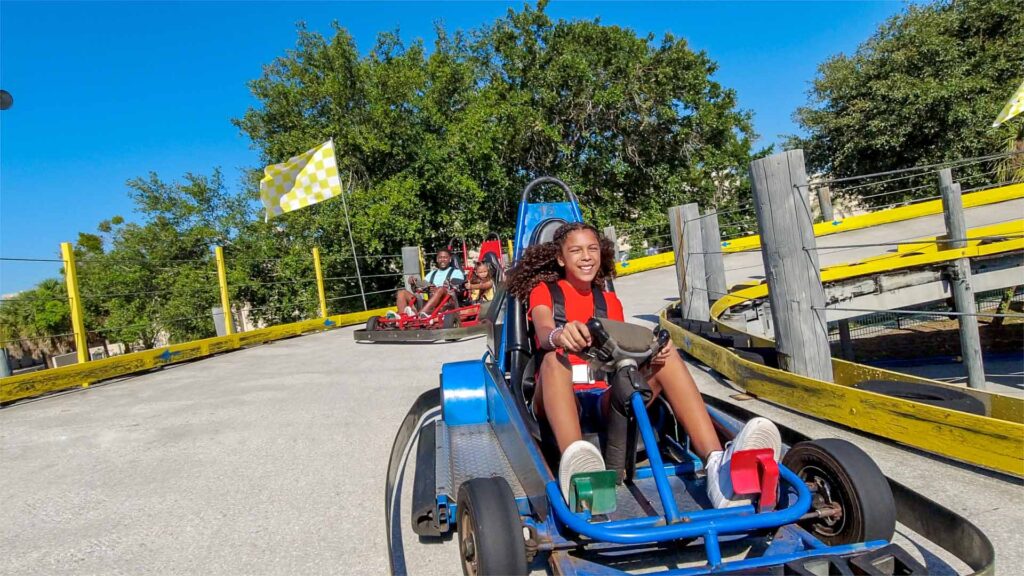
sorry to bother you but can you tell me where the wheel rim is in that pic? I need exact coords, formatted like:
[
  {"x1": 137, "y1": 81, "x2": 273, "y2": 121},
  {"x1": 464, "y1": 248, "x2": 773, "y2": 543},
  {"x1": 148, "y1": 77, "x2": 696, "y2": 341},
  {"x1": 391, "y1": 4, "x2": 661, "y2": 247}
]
[
  {"x1": 460, "y1": 509, "x2": 478, "y2": 576},
  {"x1": 801, "y1": 464, "x2": 849, "y2": 539}
]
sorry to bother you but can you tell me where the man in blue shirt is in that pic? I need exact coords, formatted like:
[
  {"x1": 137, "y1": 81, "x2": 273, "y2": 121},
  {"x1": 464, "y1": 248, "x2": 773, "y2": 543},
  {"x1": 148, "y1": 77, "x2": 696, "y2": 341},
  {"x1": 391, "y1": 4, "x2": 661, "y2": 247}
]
[{"x1": 395, "y1": 248, "x2": 466, "y2": 318}]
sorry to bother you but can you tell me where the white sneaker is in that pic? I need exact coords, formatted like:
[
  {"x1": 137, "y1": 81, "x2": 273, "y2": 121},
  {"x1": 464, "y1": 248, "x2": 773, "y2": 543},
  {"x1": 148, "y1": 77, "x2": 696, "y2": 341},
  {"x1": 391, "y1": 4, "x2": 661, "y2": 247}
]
[
  {"x1": 385, "y1": 311, "x2": 401, "y2": 320},
  {"x1": 706, "y1": 417, "x2": 782, "y2": 509},
  {"x1": 403, "y1": 306, "x2": 416, "y2": 318},
  {"x1": 559, "y1": 440, "x2": 606, "y2": 504}
]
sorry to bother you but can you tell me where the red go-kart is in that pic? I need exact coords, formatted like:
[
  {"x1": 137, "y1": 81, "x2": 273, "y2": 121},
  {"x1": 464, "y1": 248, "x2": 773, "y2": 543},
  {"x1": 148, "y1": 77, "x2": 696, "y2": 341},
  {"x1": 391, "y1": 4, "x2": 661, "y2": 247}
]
[{"x1": 353, "y1": 235, "x2": 505, "y2": 343}]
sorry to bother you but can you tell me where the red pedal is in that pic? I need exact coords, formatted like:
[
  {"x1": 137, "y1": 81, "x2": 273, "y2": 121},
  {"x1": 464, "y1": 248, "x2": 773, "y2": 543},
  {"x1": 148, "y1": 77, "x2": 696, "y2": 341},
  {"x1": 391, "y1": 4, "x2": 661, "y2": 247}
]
[{"x1": 729, "y1": 448, "x2": 779, "y2": 512}]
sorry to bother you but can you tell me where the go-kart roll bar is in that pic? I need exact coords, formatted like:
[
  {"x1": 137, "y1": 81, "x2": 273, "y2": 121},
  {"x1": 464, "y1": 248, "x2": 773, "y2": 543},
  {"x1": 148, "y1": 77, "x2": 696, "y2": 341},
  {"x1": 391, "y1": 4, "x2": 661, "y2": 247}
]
[
  {"x1": 521, "y1": 176, "x2": 579, "y2": 206},
  {"x1": 547, "y1": 391, "x2": 814, "y2": 546}
]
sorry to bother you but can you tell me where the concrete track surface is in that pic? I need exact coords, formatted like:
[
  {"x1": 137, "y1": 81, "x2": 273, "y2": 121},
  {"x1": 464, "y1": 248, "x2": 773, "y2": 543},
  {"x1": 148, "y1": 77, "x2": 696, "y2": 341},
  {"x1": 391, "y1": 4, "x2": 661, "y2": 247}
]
[{"x1": 1, "y1": 200, "x2": 1022, "y2": 575}]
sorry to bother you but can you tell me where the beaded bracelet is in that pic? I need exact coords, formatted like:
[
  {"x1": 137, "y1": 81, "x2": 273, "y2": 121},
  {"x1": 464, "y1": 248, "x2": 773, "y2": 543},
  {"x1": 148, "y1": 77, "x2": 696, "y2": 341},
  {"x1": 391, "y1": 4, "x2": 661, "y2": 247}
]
[{"x1": 547, "y1": 326, "x2": 564, "y2": 350}]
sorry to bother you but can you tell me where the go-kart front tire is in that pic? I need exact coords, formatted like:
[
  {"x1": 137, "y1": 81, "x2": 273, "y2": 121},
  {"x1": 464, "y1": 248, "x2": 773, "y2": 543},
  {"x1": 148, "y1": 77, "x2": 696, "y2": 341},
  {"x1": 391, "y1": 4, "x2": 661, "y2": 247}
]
[
  {"x1": 782, "y1": 439, "x2": 895, "y2": 546},
  {"x1": 456, "y1": 477, "x2": 527, "y2": 576},
  {"x1": 366, "y1": 316, "x2": 380, "y2": 331}
]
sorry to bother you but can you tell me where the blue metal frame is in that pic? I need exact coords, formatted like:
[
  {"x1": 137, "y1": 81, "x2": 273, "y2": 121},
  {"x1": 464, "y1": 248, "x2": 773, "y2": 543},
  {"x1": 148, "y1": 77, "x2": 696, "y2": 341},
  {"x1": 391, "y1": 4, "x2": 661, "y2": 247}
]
[
  {"x1": 545, "y1": 393, "x2": 813, "y2": 548},
  {"x1": 440, "y1": 360, "x2": 489, "y2": 426}
]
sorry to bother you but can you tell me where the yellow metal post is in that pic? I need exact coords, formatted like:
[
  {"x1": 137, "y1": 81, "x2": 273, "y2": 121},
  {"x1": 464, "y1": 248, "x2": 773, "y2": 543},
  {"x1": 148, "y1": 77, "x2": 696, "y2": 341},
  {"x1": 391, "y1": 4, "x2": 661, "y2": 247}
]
[
  {"x1": 419, "y1": 247, "x2": 425, "y2": 279},
  {"x1": 312, "y1": 247, "x2": 328, "y2": 318},
  {"x1": 507, "y1": 239, "x2": 514, "y2": 262},
  {"x1": 215, "y1": 247, "x2": 233, "y2": 335},
  {"x1": 60, "y1": 242, "x2": 90, "y2": 365}
]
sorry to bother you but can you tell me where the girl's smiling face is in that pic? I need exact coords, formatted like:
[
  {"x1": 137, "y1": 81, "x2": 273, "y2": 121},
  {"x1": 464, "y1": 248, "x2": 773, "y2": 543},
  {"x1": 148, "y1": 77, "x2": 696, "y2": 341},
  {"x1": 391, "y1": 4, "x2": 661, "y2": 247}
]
[{"x1": 557, "y1": 229, "x2": 601, "y2": 284}]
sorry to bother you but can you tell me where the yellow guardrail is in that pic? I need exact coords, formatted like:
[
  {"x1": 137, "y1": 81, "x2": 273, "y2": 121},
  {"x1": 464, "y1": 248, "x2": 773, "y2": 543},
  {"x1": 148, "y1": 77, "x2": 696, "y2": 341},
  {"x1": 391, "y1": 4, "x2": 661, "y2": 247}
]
[
  {"x1": 0, "y1": 307, "x2": 390, "y2": 404},
  {"x1": 661, "y1": 220, "x2": 1024, "y2": 477},
  {"x1": 720, "y1": 182, "x2": 1024, "y2": 253},
  {"x1": 615, "y1": 183, "x2": 1024, "y2": 277},
  {"x1": 662, "y1": 316, "x2": 1024, "y2": 477}
]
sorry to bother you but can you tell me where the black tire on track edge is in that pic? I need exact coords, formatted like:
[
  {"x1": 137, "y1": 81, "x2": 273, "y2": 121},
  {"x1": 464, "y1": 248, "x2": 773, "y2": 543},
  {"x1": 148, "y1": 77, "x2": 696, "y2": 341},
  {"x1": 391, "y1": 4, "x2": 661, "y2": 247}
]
[{"x1": 782, "y1": 438, "x2": 895, "y2": 546}]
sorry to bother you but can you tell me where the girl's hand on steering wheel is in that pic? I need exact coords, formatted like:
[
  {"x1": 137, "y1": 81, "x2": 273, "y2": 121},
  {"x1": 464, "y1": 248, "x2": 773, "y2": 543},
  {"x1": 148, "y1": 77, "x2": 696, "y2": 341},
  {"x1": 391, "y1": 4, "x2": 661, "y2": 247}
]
[
  {"x1": 558, "y1": 320, "x2": 592, "y2": 352},
  {"x1": 650, "y1": 343, "x2": 672, "y2": 367}
]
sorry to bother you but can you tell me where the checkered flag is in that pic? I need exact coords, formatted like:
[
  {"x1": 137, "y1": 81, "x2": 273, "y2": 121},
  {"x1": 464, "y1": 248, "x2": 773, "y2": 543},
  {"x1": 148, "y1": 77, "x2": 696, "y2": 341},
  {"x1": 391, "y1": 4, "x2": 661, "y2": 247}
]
[
  {"x1": 260, "y1": 140, "x2": 343, "y2": 220},
  {"x1": 993, "y1": 79, "x2": 1024, "y2": 127}
]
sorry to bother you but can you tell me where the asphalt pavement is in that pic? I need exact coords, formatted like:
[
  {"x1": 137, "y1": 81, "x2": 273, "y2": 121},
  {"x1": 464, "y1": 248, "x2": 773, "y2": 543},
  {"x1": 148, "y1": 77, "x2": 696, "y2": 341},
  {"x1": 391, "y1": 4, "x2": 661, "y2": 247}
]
[{"x1": 1, "y1": 199, "x2": 1021, "y2": 575}]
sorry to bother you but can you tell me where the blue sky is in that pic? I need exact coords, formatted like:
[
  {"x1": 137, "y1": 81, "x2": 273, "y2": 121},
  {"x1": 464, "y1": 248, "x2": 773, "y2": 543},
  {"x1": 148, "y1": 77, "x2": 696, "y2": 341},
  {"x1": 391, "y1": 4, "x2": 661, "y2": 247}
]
[{"x1": 0, "y1": 1, "x2": 908, "y2": 294}]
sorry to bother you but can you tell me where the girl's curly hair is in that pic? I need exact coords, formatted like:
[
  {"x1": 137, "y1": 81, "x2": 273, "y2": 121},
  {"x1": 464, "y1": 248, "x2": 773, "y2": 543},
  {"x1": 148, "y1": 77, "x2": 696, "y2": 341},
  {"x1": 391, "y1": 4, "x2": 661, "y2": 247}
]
[{"x1": 505, "y1": 222, "x2": 617, "y2": 300}]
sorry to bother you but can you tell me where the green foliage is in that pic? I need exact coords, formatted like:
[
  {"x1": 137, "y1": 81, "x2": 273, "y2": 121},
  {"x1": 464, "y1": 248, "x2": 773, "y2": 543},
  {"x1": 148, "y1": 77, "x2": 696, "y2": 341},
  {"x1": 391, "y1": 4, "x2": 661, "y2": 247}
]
[
  {"x1": 5, "y1": 4, "x2": 759, "y2": 353},
  {"x1": 73, "y1": 171, "x2": 243, "y2": 348},
  {"x1": 234, "y1": 4, "x2": 757, "y2": 254},
  {"x1": 791, "y1": 0, "x2": 1024, "y2": 178},
  {"x1": 0, "y1": 279, "x2": 72, "y2": 354}
]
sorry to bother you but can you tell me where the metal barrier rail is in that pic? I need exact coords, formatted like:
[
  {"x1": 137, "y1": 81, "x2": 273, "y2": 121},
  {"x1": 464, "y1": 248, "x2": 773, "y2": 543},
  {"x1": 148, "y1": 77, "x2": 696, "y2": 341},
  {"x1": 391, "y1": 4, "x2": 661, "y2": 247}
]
[
  {"x1": 612, "y1": 182, "x2": 1024, "y2": 278},
  {"x1": 661, "y1": 220, "x2": 1024, "y2": 477}
]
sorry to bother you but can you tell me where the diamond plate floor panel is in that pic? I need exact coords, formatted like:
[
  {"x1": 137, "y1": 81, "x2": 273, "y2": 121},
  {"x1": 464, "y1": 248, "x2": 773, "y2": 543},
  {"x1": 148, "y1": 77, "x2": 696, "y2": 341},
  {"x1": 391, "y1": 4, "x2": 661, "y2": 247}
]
[{"x1": 449, "y1": 424, "x2": 526, "y2": 498}]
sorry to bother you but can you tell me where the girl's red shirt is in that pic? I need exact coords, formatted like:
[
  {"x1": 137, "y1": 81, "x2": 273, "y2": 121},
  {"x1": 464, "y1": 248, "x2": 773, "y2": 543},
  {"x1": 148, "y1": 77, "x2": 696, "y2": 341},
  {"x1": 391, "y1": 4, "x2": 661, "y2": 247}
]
[{"x1": 527, "y1": 279, "x2": 625, "y2": 365}]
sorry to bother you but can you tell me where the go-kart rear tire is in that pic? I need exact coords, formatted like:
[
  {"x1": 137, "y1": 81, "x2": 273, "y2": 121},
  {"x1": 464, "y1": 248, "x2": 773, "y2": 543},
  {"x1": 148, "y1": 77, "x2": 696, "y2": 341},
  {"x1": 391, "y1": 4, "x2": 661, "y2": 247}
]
[
  {"x1": 782, "y1": 439, "x2": 895, "y2": 546},
  {"x1": 366, "y1": 316, "x2": 379, "y2": 331},
  {"x1": 443, "y1": 313, "x2": 462, "y2": 342},
  {"x1": 444, "y1": 313, "x2": 461, "y2": 329},
  {"x1": 456, "y1": 477, "x2": 528, "y2": 576}
]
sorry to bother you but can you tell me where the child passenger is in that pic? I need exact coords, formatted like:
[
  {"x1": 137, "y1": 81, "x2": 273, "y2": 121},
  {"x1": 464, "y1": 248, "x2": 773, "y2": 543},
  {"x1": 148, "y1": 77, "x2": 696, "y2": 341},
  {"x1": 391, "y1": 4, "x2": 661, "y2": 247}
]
[
  {"x1": 467, "y1": 261, "x2": 495, "y2": 303},
  {"x1": 505, "y1": 222, "x2": 782, "y2": 508}
]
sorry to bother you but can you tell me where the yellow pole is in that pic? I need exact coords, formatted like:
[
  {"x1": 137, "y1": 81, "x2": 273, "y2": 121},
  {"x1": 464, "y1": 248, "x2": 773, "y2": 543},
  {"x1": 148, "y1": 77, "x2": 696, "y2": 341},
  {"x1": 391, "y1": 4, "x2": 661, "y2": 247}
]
[
  {"x1": 419, "y1": 247, "x2": 425, "y2": 279},
  {"x1": 215, "y1": 246, "x2": 233, "y2": 335},
  {"x1": 60, "y1": 242, "x2": 89, "y2": 365},
  {"x1": 507, "y1": 239, "x2": 514, "y2": 262},
  {"x1": 312, "y1": 247, "x2": 328, "y2": 318}
]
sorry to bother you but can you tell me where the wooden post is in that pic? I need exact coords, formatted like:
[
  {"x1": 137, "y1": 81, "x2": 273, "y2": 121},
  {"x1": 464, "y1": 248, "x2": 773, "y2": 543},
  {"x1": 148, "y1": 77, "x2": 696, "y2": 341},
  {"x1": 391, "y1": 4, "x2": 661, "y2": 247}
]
[
  {"x1": 838, "y1": 320, "x2": 854, "y2": 361},
  {"x1": 312, "y1": 247, "x2": 328, "y2": 318},
  {"x1": 815, "y1": 183, "x2": 835, "y2": 222},
  {"x1": 750, "y1": 150, "x2": 833, "y2": 381},
  {"x1": 938, "y1": 169, "x2": 985, "y2": 389},
  {"x1": 700, "y1": 209, "x2": 728, "y2": 304},
  {"x1": 214, "y1": 246, "x2": 233, "y2": 336},
  {"x1": 402, "y1": 246, "x2": 422, "y2": 293},
  {"x1": 603, "y1": 225, "x2": 620, "y2": 262},
  {"x1": 1, "y1": 348, "x2": 12, "y2": 377},
  {"x1": 60, "y1": 242, "x2": 90, "y2": 364},
  {"x1": 668, "y1": 203, "x2": 709, "y2": 321}
]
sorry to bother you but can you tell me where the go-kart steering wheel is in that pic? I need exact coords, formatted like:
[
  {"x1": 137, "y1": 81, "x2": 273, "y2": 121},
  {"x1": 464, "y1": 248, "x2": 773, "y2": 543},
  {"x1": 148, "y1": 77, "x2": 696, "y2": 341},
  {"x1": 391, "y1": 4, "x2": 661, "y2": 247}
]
[{"x1": 579, "y1": 318, "x2": 671, "y2": 373}]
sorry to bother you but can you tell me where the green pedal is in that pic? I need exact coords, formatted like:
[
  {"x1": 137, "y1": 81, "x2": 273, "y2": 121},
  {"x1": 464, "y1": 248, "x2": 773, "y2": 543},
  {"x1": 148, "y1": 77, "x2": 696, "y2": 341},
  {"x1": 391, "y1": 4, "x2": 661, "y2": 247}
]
[{"x1": 569, "y1": 470, "x2": 619, "y2": 514}]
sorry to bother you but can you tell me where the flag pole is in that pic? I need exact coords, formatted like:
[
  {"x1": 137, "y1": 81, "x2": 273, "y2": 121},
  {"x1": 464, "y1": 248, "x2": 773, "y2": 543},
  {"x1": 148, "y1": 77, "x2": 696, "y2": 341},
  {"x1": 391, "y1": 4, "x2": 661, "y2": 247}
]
[{"x1": 340, "y1": 179, "x2": 368, "y2": 311}]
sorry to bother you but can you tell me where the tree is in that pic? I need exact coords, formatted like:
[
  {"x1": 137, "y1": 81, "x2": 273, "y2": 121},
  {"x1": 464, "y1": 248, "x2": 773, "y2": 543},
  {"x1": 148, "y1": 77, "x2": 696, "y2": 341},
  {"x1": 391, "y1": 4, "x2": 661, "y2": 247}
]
[
  {"x1": 74, "y1": 170, "x2": 252, "y2": 347},
  {"x1": 791, "y1": 0, "x2": 1024, "y2": 180},
  {"x1": 0, "y1": 279, "x2": 73, "y2": 358},
  {"x1": 7, "y1": 3, "x2": 763, "y2": 356},
  {"x1": 234, "y1": 2, "x2": 758, "y2": 260}
]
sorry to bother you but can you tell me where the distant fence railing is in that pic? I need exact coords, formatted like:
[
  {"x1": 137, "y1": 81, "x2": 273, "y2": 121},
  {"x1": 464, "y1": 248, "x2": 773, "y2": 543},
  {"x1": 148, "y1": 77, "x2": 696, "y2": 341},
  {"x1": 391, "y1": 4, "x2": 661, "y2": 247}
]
[{"x1": 607, "y1": 151, "x2": 1024, "y2": 264}]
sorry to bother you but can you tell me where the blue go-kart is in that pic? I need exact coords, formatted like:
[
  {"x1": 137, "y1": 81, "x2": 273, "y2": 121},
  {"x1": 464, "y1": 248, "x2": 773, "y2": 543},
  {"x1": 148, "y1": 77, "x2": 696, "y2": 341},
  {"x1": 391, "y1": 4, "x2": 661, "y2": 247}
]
[{"x1": 386, "y1": 177, "x2": 928, "y2": 575}]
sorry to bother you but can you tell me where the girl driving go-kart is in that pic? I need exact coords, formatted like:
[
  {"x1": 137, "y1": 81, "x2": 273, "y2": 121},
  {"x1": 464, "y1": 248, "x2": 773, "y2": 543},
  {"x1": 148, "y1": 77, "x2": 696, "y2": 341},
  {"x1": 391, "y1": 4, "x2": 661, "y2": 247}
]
[{"x1": 504, "y1": 221, "x2": 782, "y2": 507}]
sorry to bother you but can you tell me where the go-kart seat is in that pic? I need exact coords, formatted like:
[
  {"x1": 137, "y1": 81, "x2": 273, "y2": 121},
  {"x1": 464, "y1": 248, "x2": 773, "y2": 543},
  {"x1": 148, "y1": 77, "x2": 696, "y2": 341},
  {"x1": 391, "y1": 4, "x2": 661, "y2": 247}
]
[{"x1": 533, "y1": 218, "x2": 566, "y2": 245}]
